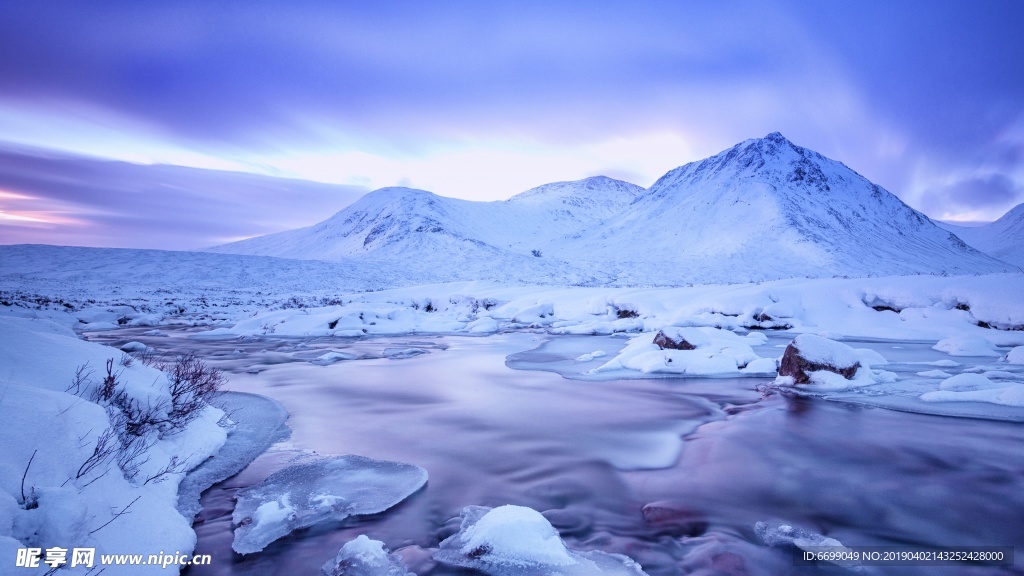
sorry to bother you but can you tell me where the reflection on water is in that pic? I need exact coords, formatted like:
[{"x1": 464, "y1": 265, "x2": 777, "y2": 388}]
[{"x1": 85, "y1": 329, "x2": 1024, "y2": 575}]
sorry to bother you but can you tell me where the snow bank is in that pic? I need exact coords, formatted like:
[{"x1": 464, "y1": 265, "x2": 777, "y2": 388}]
[
  {"x1": 11, "y1": 270, "x2": 1022, "y2": 348},
  {"x1": 231, "y1": 455, "x2": 427, "y2": 554},
  {"x1": 434, "y1": 505, "x2": 648, "y2": 575},
  {"x1": 320, "y1": 535, "x2": 414, "y2": 576},
  {"x1": 0, "y1": 317, "x2": 227, "y2": 575}
]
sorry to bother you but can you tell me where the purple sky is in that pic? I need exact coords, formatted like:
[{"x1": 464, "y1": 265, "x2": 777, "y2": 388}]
[{"x1": 1, "y1": 0, "x2": 1023, "y2": 249}]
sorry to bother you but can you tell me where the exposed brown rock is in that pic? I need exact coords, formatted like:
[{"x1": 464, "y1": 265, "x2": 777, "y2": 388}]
[
  {"x1": 653, "y1": 330, "x2": 695, "y2": 350},
  {"x1": 778, "y1": 341, "x2": 859, "y2": 384}
]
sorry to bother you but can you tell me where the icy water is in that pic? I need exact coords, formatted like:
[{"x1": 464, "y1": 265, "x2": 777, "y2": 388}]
[{"x1": 86, "y1": 329, "x2": 1024, "y2": 575}]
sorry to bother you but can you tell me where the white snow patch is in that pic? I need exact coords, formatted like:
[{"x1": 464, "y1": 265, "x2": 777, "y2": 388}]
[{"x1": 932, "y1": 335, "x2": 1001, "y2": 357}]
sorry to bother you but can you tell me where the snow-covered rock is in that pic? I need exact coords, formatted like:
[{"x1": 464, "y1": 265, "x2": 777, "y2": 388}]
[
  {"x1": 120, "y1": 341, "x2": 148, "y2": 352},
  {"x1": 653, "y1": 327, "x2": 696, "y2": 350},
  {"x1": 1003, "y1": 346, "x2": 1024, "y2": 365},
  {"x1": 777, "y1": 334, "x2": 860, "y2": 384},
  {"x1": 938, "y1": 373, "x2": 997, "y2": 391},
  {"x1": 320, "y1": 535, "x2": 415, "y2": 576},
  {"x1": 591, "y1": 327, "x2": 768, "y2": 377},
  {"x1": 231, "y1": 455, "x2": 428, "y2": 554},
  {"x1": 434, "y1": 505, "x2": 648, "y2": 575},
  {"x1": 932, "y1": 335, "x2": 1001, "y2": 356}
]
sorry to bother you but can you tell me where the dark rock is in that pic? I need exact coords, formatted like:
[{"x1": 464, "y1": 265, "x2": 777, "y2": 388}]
[
  {"x1": 616, "y1": 308, "x2": 639, "y2": 319},
  {"x1": 778, "y1": 338, "x2": 859, "y2": 384},
  {"x1": 654, "y1": 330, "x2": 695, "y2": 350}
]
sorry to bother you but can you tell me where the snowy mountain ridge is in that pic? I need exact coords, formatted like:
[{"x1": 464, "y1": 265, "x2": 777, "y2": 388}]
[
  {"x1": 939, "y1": 203, "x2": 1024, "y2": 268},
  {"x1": 210, "y1": 133, "x2": 1015, "y2": 285}
]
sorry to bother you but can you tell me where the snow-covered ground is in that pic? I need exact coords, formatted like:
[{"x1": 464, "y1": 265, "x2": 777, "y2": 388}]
[{"x1": 0, "y1": 316, "x2": 228, "y2": 575}]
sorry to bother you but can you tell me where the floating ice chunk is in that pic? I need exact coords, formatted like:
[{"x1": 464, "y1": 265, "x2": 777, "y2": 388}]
[
  {"x1": 932, "y1": 336, "x2": 1000, "y2": 357},
  {"x1": 313, "y1": 351, "x2": 360, "y2": 365},
  {"x1": 382, "y1": 348, "x2": 428, "y2": 359},
  {"x1": 755, "y1": 520, "x2": 858, "y2": 569},
  {"x1": 434, "y1": 505, "x2": 648, "y2": 575},
  {"x1": 916, "y1": 370, "x2": 953, "y2": 378},
  {"x1": 576, "y1": 350, "x2": 607, "y2": 362},
  {"x1": 320, "y1": 535, "x2": 415, "y2": 576},
  {"x1": 232, "y1": 455, "x2": 428, "y2": 554},
  {"x1": 923, "y1": 359, "x2": 961, "y2": 367},
  {"x1": 1004, "y1": 346, "x2": 1024, "y2": 365},
  {"x1": 755, "y1": 520, "x2": 845, "y2": 550}
]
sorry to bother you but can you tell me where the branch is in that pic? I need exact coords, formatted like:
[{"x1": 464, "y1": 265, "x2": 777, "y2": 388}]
[
  {"x1": 90, "y1": 495, "x2": 141, "y2": 535},
  {"x1": 20, "y1": 449, "x2": 37, "y2": 505}
]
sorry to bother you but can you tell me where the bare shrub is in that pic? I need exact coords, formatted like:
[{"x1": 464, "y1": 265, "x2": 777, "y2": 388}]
[
  {"x1": 165, "y1": 352, "x2": 225, "y2": 430},
  {"x1": 73, "y1": 428, "x2": 118, "y2": 486},
  {"x1": 144, "y1": 454, "x2": 190, "y2": 485},
  {"x1": 65, "y1": 363, "x2": 94, "y2": 396},
  {"x1": 94, "y1": 358, "x2": 119, "y2": 403}
]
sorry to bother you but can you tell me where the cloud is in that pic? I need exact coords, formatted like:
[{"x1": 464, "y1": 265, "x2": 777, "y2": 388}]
[
  {"x1": 919, "y1": 174, "x2": 1023, "y2": 221},
  {"x1": 0, "y1": 146, "x2": 366, "y2": 249},
  {"x1": 0, "y1": 1, "x2": 1022, "y2": 230}
]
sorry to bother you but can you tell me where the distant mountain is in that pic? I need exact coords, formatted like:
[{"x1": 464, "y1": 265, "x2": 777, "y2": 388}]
[
  {"x1": 939, "y1": 203, "x2": 1024, "y2": 268},
  {"x1": 210, "y1": 133, "x2": 1014, "y2": 285}
]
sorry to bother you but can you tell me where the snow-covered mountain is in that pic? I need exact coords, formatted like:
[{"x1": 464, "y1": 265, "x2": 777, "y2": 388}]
[
  {"x1": 210, "y1": 133, "x2": 1013, "y2": 285},
  {"x1": 939, "y1": 203, "x2": 1024, "y2": 268}
]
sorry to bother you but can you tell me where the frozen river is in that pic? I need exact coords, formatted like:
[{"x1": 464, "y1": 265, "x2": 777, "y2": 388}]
[{"x1": 85, "y1": 329, "x2": 1024, "y2": 575}]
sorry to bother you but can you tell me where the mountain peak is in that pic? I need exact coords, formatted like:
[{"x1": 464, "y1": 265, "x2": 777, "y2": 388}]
[{"x1": 763, "y1": 131, "x2": 789, "y2": 144}]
